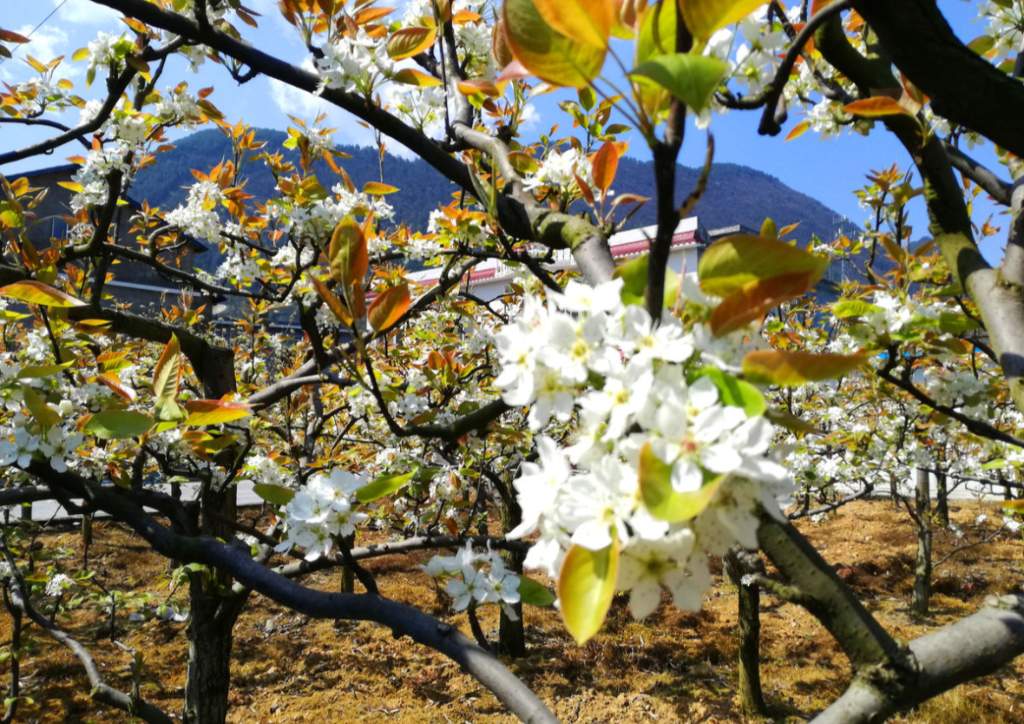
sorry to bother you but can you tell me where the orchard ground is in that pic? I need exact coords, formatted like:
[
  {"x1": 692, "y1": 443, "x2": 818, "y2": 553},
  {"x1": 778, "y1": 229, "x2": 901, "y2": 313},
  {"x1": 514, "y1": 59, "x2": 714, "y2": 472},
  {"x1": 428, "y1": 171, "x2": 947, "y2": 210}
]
[{"x1": 5, "y1": 499, "x2": 1022, "y2": 723}]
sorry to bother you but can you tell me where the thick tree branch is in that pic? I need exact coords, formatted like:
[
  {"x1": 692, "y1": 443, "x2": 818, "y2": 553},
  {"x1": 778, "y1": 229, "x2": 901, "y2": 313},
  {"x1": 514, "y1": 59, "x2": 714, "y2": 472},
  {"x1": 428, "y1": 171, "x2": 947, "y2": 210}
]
[
  {"x1": 851, "y1": 0, "x2": 1024, "y2": 159},
  {"x1": 815, "y1": 594, "x2": 1024, "y2": 723},
  {"x1": 27, "y1": 463, "x2": 555, "y2": 723}
]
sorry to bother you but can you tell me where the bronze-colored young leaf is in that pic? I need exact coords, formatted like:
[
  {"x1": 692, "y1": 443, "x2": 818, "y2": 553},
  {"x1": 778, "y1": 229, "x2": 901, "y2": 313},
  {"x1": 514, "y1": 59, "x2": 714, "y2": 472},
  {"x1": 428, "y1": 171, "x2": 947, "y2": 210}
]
[
  {"x1": 368, "y1": 283, "x2": 411, "y2": 333},
  {"x1": 844, "y1": 96, "x2": 915, "y2": 118},
  {"x1": 0, "y1": 280, "x2": 87, "y2": 308},
  {"x1": 697, "y1": 234, "x2": 828, "y2": 297},
  {"x1": 591, "y1": 141, "x2": 620, "y2": 195},
  {"x1": 184, "y1": 399, "x2": 252, "y2": 426},
  {"x1": 533, "y1": 0, "x2": 614, "y2": 49},
  {"x1": 709, "y1": 271, "x2": 818, "y2": 336},
  {"x1": 741, "y1": 349, "x2": 868, "y2": 386},
  {"x1": 329, "y1": 218, "x2": 369, "y2": 290},
  {"x1": 386, "y1": 26, "x2": 437, "y2": 60},
  {"x1": 312, "y1": 276, "x2": 354, "y2": 326}
]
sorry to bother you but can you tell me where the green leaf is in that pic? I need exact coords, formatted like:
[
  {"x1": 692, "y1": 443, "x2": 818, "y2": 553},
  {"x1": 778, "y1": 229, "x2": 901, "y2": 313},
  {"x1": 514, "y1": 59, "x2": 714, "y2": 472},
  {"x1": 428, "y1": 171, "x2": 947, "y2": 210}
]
[
  {"x1": 694, "y1": 367, "x2": 766, "y2": 417},
  {"x1": 253, "y1": 483, "x2": 296, "y2": 506},
  {"x1": 356, "y1": 470, "x2": 415, "y2": 503},
  {"x1": 84, "y1": 410, "x2": 153, "y2": 439},
  {"x1": 23, "y1": 388, "x2": 59, "y2": 430},
  {"x1": 741, "y1": 349, "x2": 867, "y2": 386},
  {"x1": 638, "y1": 442, "x2": 723, "y2": 523},
  {"x1": 558, "y1": 540, "x2": 618, "y2": 645},
  {"x1": 936, "y1": 311, "x2": 979, "y2": 335},
  {"x1": 613, "y1": 253, "x2": 679, "y2": 308},
  {"x1": 698, "y1": 234, "x2": 828, "y2": 297},
  {"x1": 630, "y1": 53, "x2": 728, "y2": 112},
  {"x1": 518, "y1": 575, "x2": 556, "y2": 607},
  {"x1": 503, "y1": 0, "x2": 606, "y2": 88},
  {"x1": 153, "y1": 334, "x2": 182, "y2": 420},
  {"x1": 832, "y1": 299, "x2": 882, "y2": 319},
  {"x1": 981, "y1": 458, "x2": 1007, "y2": 471},
  {"x1": 17, "y1": 361, "x2": 74, "y2": 378}
]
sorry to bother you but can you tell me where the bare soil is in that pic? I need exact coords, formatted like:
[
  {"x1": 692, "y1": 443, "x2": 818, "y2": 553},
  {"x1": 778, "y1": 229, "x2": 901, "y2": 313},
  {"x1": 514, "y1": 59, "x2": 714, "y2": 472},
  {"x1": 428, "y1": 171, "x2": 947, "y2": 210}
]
[{"x1": 2, "y1": 499, "x2": 1023, "y2": 723}]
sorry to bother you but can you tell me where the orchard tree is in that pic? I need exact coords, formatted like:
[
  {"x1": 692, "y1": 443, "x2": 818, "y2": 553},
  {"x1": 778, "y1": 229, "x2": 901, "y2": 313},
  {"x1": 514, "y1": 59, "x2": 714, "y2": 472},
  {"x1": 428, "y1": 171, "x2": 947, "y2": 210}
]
[{"x1": 0, "y1": 1, "x2": 1023, "y2": 723}]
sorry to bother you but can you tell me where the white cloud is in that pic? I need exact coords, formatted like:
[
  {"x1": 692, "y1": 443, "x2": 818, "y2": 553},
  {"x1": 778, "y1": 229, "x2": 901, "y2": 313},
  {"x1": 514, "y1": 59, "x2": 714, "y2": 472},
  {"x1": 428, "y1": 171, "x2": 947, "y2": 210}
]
[
  {"x1": 0, "y1": 24, "x2": 71, "y2": 82},
  {"x1": 266, "y1": 77, "x2": 417, "y2": 159},
  {"x1": 53, "y1": 0, "x2": 120, "y2": 26},
  {"x1": 22, "y1": 24, "x2": 69, "y2": 65}
]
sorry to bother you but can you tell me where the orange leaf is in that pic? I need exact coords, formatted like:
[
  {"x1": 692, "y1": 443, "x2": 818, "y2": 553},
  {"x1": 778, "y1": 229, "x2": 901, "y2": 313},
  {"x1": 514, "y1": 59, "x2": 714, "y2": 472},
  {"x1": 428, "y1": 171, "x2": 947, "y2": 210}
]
[
  {"x1": 329, "y1": 218, "x2": 368, "y2": 290},
  {"x1": 591, "y1": 141, "x2": 619, "y2": 195},
  {"x1": 184, "y1": 399, "x2": 251, "y2": 426},
  {"x1": 386, "y1": 26, "x2": 437, "y2": 60},
  {"x1": 710, "y1": 271, "x2": 817, "y2": 336},
  {"x1": 97, "y1": 372, "x2": 136, "y2": 402},
  {"x1": 368, "y1": 283, "x2": 411, "y2": 333},
  {"x1": 392, "y1": 68, "x2": 442, "y2": 87},
  {"x1": 362, "y1": 181, "x2": 399, "y2": 195},
  {"x1": 574, "y1": 173, "x2": 595, "y2": 205},
  {"x1": 0, "y1": 28, "x2": 31, "y2": 44},
  {"x1": 354, "y1": 6, "x2": 394, "y2": 24},
  {"x1": 312, "y1": 276, "x2": 353, "y2": 326},
  {"x1": 844, "y1": 96, "x2": 914, "y2": 118},
  {"x1": 785, "y1": 119, "x2": 810, "y2": 141}
]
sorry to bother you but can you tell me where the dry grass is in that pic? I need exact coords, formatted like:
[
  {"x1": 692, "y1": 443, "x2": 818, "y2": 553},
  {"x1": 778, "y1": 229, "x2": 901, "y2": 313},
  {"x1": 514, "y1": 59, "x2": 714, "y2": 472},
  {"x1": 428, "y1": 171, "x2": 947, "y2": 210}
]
[{"x1": 1, "y1": 499, "x2": 1022, "y2": 722}]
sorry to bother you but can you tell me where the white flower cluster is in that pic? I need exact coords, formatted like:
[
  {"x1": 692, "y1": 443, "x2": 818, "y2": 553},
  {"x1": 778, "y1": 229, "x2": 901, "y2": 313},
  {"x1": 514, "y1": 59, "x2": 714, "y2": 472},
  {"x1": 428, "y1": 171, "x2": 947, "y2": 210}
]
[
  {"x1": 315, "y1": 30, "x2": 394, "y2": 96},
  {"x1": 494, "y1": 280, "x2": 792, "y2": 619},
  {"x1": 165, "y1": 180, "x2": 225, "y2": 242},
  {"x1": 275, "y1": 469, "x2": 368, "y2": 561},
  {"x1": 424, "y1": 543, "x2": 521, "y2": 615},
  {"x1": 45, "y1": 572, "x2": 75, "y2": 598},
  {"x1": 84, "y1": 32, "x2": 131, "y2": 76},
  {"x1": 523, "y1": 148, "x2": 592, "y2": 193},
  {"x1": 154, "y1": 85, "x2": 202, "y2": 125},
  {"x1": 979, "y1": 1, "x2": 1024, "y2": 65},
  {"x1": 0, "y1": 416, "x2": 83, "y2": 474},
  {"x1": 70, "y1": 142, "x2": 136, "y2": 212},
  {"x1": 268, "y1": 182, "x2": 393, "y2": 245}
]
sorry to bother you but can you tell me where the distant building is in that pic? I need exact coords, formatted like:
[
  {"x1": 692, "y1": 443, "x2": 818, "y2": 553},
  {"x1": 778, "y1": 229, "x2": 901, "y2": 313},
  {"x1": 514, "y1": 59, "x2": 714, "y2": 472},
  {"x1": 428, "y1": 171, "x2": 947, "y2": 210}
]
[
  {"x1": 411, "y1": 217, "x2": 710, "y2": 300},
  {"x1": 17, "y1": 164, "x2": 213, "y2": 312}
]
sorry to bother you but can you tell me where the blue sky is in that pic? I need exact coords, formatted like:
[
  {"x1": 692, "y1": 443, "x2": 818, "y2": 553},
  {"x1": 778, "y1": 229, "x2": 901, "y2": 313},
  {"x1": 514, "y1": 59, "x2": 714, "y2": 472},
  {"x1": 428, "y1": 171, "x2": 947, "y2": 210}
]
[{"x1": 0, "y1": 0, "x2": 1005, "y2": 260}]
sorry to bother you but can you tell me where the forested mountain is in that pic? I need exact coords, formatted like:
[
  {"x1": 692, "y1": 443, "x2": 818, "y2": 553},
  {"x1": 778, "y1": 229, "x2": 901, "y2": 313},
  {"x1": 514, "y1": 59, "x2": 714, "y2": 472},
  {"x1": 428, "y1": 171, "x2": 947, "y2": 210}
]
[{"x1": 133, "y1": 128, "x2": 856, "y2": 243}]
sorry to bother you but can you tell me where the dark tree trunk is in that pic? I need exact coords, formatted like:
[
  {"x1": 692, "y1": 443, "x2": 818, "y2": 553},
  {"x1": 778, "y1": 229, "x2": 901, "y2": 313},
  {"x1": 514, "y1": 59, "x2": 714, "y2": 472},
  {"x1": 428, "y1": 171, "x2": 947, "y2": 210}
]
[
  {"x1": 724, "y1": 549, "x2": 769, "y2": 717},
  {"x1": 935, "y1": 471, "x2": 949, "y2": 528},
  {"x1": 183, "y1": 588, "x2": 241, "y2": 724},
  {"x1": 912, "y1": 468, "x2": 932, "y2": 617},
  {"x1": 497, "y1": 544, "x2": 526, "y2": 658},
  {"x1": 497, "y1": 485, "x2": 526, "y2": 658}
]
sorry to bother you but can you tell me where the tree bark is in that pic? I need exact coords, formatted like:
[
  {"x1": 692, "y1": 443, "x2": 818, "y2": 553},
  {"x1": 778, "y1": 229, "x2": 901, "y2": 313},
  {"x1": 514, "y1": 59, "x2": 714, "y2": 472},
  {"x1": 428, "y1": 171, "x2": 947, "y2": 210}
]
[
  {"x1": 724, "y1": 550, "x2": 768, "y2": 717},
  {"x1": 497, "y1": 545, "x2": 526, "y2": 658},
  {"x1": 183, "y1": 589, "x2": 241, "y2": 724},
  {"x1": 913, "y1": 469, "x2": 932, "y2": 617},
  {"x1": 935, "y1": 471, "x2": 949, "y2": 528},
  {"x1": 497, "y1": 494, "x2": 526, "y2": 658}
]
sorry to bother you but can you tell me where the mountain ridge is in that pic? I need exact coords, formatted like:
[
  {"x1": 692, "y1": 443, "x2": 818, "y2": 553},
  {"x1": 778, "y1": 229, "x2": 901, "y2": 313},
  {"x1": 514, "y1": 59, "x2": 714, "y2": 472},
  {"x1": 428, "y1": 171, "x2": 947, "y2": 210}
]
[{"x1": 133, "y1": 128, "x2": 857, "y2": 244}]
